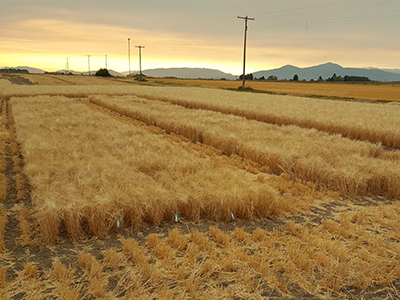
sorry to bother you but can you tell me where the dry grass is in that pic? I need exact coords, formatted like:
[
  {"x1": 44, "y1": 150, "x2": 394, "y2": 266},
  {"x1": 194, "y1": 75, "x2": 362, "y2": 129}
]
[
  {"x1": 11, "y1": 96, "x2": 300, "y2": 243},
  {"x1": 147, "y1": 77, "x2": 400, "y2": 102},
  {"x1": 4, "y1": 75, "x2": 400, "y2": 148},
  {"x1": 90, "y1": 95, "x2": 400, "y2": 198},
  {"x1": 116, "y1": 84, "x2": 400, "y2": 148},
  {"x1": 0, "y1": 267, "x2": 6, "y2": 289},
  {"x1": 21, "y1": 73, "x2": 130, "y2": 86},
  {"x1": 2, "y1": 75, "x2": 399, "y2": 299},
  {"x1": 21, "y1": 263, "x2": 38, "y2": 279}
]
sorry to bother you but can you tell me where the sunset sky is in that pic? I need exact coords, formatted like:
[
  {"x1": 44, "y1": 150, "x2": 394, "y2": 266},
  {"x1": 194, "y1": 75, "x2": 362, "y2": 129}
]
[{"x1": 1, "y1": 0, "x2": 399, "y2": 74}]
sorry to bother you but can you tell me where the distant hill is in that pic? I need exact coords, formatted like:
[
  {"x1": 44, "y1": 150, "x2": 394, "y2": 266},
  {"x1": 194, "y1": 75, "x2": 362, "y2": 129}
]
[
  {"x1": 138, "y1": 68, "x2": 237, "y2": 80},
  {"x1": 253, "y1": 63, "x2": 400, "y2": 82},
  {"x1": 2, "y1": 64, "x2": 400, "y2": 81},
  {"x1": 381, "y1": 68, "x2": 400, "y2": 75}
]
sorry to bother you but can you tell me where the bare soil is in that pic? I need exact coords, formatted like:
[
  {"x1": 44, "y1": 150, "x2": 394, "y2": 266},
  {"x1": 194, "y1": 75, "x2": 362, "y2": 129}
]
[{"x1": 0, "y1": 74, "x2": 34, "y2": 86}]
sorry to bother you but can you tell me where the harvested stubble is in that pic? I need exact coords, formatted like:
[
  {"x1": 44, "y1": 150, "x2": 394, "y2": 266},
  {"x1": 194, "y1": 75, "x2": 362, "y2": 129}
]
[
  {"x1": 0, "y1": 174, "x2": 6, "y2": 202},
  {"x1": 116, "y1": 85, "x2": 400, "y2": 148},
  {"x1": 17, "y1": 206, "x2": 33, "y2": 246},
  {"x1": 1, "y1": 210, "x2": 400, "y2": 299},
  {"x1": 0, "y1": 204, "x2": 6, "y2": 253},
  {"x1": 90, "y1": 95, "x2": 400, "y2": 198},
  {"x1": 11, "y1": 96, "x2": 294, "y2": 244}
]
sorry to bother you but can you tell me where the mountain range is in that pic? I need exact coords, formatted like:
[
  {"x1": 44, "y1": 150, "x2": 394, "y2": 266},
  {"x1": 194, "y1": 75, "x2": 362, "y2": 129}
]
[
  {"x1": 128, "y1": 67, "x2": 237, "y2": 80},
  {"x1": 2, "y1": 63, "x2": 400, "y2": 82},
  {"x1": 253, "y1": 63, "x2": 400, "y2": 82}
]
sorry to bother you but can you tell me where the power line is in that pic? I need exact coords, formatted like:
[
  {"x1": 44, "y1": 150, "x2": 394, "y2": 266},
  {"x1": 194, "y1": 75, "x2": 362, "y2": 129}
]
[
  {"x1": 250, "y1": 0, "x2": 360, "y2": 17},
  {"x1": 256, "y1": 0, "x2": 399, "y2": 28}
]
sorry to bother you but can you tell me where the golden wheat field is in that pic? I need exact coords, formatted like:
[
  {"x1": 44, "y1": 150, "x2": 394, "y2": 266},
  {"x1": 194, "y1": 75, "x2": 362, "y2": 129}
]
[
  {"x1": 0, "y1": 73, "x2": 400, "y2": 299},
  {"x1": 145, "y1": 77, "x2": 400, "y2": 102}
]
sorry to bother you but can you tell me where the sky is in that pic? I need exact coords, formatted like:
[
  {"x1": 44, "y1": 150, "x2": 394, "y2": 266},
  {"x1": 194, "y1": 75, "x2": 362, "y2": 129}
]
[{"x1": 0, "y1": 0, "x2": 399, "y2": 74}]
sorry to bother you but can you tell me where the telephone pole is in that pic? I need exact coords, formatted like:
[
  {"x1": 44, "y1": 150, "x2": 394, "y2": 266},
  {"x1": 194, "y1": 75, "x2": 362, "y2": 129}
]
[
  {"x1": 237, "y1": 15, "x2": 255, "y2": 89},
  {"x1": 128, "y1": 38, "x2": 131, "y2": 76},
  {"x1": 65, "y1": 57, "x2": 69, "y2": 74},
  {"x1": 105, "y1": 55, "x2": 108, "y2": 69},
  {"x1": 136, "y1": 45, "x2": 145, "y2": 80},
  {"x1": 86, "y1": 55, "x2": 91, "y2": 75}
]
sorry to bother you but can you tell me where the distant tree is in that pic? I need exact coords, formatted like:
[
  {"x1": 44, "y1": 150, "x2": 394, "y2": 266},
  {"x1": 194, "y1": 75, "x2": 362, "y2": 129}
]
[
  {"x1": 327, "y1": 73, "x2": 344, "y2": 81},
  {"x1": 344, "y1": 75, "x2": 371, "y2": 82},
  {"x1": 267, "y1": 75, "x2": 278, "y2": 81},
  {"x1": 317, "y1": 76, "x2": 324, "y2": 82},
  {"x1": 292, "y1": 74, "x2": 299, "y2": 81},
  {"x1": 327, "y1": 73, "x2": 335, "y2": 81},
  {"x1": 0, "y1": 68, "x2": 29, "y2": 74},
  {"x1": 95, "y1": 68, "x2": 111, "y2": 77},
  {"x1": 239, "y1": 73, "x2": 254, "y2": 80}
]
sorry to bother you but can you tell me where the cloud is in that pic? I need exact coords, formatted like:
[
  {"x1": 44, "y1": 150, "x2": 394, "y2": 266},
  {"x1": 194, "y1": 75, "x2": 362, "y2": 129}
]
[{"x1": 0, "y1": 18, "x2": 243, "y2": 72}]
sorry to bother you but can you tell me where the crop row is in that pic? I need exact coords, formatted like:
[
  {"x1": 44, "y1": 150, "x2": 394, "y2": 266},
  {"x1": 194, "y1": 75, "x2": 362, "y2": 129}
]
[
  {"x1": 90, "y1": 95, "x2": 400, "y2": 198},
  {"x1": 4, "y1": 81, "x2": 400, "y2": 148},
  {"x1": 11, "y1": 96, "x2": 334, "y2": 244},
  {"x1": 120, "y1": 85, "x2": 400, "y2": 148}
]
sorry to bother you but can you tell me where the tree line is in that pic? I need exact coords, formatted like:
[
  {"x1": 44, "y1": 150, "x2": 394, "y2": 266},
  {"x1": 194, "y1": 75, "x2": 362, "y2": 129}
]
[{"x1": 241, "y1": 73, "x2": 372, "y2": 82}]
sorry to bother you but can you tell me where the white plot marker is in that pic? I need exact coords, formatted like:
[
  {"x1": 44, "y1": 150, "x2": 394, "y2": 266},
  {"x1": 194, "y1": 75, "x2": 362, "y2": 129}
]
[
  {"x1": 175, "y1": 213, "x2": 178, "y2": 222},
  {"x1": 117, "y1": 219, "x2": 120, "y2": 228},
  {"x1": 231, "y1": 211, "x2": 235, "y2": 220}
]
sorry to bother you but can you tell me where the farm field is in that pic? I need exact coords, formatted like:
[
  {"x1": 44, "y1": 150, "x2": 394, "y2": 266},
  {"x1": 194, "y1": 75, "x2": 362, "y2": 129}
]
[
  {"x1": 146, "y1": 77, "x2": 400, "y2": 102},
  {"x1": 0, "y1": 73, "x2": 400, "y2": 299}
]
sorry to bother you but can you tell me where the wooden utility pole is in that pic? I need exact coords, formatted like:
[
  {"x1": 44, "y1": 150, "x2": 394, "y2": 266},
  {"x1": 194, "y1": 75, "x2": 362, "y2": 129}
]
[
  {"x1": 128, "y1": 38, "x2": 131, "y2": 76},
  {"x1": 237, "y1": 15, "x2": 255, "y2": 89},
  {"x1": 86, "y1": 55, "x2": 91, "y2": 75},
  {"x1": 136, "y1": 45, "x2": 145, "y2": 80},
  {"x1": 65, "y1": 57, "x2": 69, "y2": 74}
]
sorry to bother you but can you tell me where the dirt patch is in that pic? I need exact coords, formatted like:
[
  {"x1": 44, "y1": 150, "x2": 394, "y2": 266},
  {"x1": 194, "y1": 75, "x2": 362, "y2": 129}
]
[{"x1": 0, "y1": 75, "x2": 34, "y2": 85}]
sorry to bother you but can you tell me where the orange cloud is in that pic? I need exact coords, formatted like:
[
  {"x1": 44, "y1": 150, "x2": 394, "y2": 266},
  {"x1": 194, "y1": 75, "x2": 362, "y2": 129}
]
[{"x1": 0, "y1": 19, "x2": 247, "y2": 73}]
